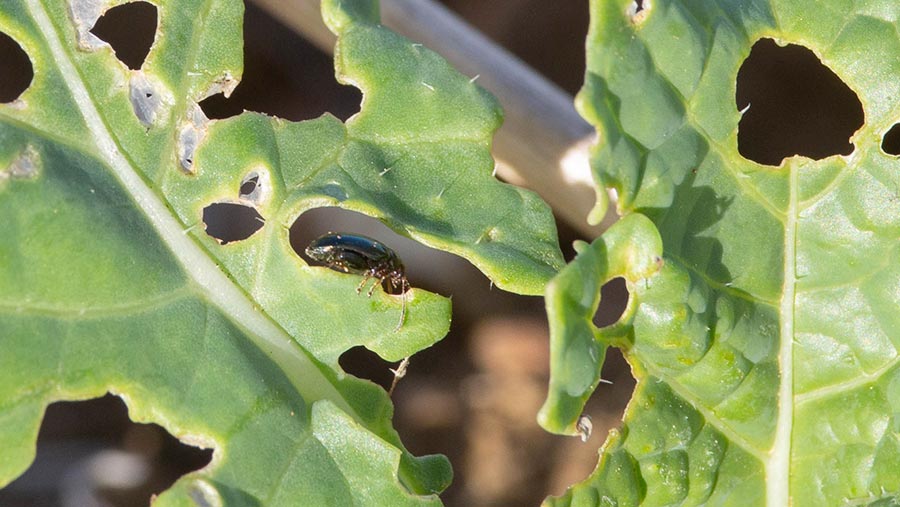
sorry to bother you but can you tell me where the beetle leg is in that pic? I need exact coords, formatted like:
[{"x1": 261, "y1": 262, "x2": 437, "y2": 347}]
[
  {"x1": 367, "y1": 274, "x2": 383, "y2": 297},
  {"x1": 356, "y1": 273, "x2": 372, "y2": 295}
]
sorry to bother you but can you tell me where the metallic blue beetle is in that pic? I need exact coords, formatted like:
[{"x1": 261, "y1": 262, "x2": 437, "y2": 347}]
[{"x1": 306, "y1": 232, "x2": 409, "y2": 330}]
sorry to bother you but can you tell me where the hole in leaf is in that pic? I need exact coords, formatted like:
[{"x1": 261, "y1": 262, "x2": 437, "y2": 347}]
[
  {"x1": 625, "y1": 0, "x2": 650, "y2": 22},
  {"x1": 735, "y1": 38, "x2": 864, "y2": 166},
  {"x1": 293, "y1": 208, "x2": 415, "y2": 296},
  {"x1": 291, "y1": 207, "x2": 408, "y2": 278},
  {"x1": 239, "y1": 173, "x2": 259, "y2": 197},
  {"x1": 883, "y1": 123, "x2": 900, "y2": 156},
  {"x1": 199, "y1": 3, "x2": 361, "y2": 121},
  {"x1": 592, "y1": 277, "x2": 629, "y2": 328},
  {"x1": 202, "y1": 202, "x2": 265, "y2": 245},
  {"x1": 0, "y1": 32, "x2": 33, "y2": 102},
  {"x1": 339, "y1": 346, "x2": 397, "y2": 391},
  {"x1": 237, "y1": 170, "x2": 270, "y2": 205},
  {"x1": 0, "y1": 394, "x2": 212, "y2": 507},
  {"x1": 290, "y1": 206, "x2": 527, "y2": 318},
  {"x1": 579, "y1": 346, "x2": 636, "y2": 432},
  {"x1": 89, "y1": 2, "x2": 158, "y2": 70}
]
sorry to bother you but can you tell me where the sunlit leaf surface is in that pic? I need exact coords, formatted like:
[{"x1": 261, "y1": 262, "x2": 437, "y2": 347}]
[
  {"x1": 541, "y1": 1, "x2": 900, "y2": 505},
  {"x1": 0, "y1": 0, "x2": 563, "y2": 504}
]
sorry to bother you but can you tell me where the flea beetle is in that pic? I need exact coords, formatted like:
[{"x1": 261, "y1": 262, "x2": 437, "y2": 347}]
[{"x1": 306, "y1": 232, "x2": 409, "y2": 331}]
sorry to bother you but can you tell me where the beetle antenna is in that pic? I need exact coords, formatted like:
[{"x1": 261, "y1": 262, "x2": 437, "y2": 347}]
[{"x1": 394, "y1": 278, "x2": 408, "y2": 332}]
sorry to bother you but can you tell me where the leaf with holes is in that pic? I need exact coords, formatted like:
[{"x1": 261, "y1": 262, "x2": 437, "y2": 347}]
[
  {"x1": 540, "y1": 1, "x2": 900, "y2": 506},
  {"x1": 0, "y1": 0, "x2": 563, "y2": 505}
]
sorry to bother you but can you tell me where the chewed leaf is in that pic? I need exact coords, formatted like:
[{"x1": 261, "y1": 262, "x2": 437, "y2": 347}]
[
  {"x1": 1, "y1": 0, "x2": 562, "y2": 504},
  {"x1": 324, "y1": 0, "x2": 564, "y2": 293},
  {"x1": 544, "y1": 0, "x2": 900, "y2": 505},
  {"x1": 539, "y1": 214, "x2": 663, "y2": 435},
  {"x1": 159, "y1": 0, "x2": 564, "y2": 364}
]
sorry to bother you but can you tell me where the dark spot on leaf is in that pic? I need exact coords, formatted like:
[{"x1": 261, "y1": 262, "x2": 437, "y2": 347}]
[
  {"x1": 202, "y1": 202, "x2": 265, "y2": 245},
  {"x1": 592, "y1": 277, "x2": 629, "y2": 328},
  {"x1": 90, "y1": 1, "x2": 158, "y2": 70},
  {"x1": 883, "y1": 123, "x2": 900, "y2": 156},
  {"x1": 198, "y1": 3, "x2": 360, "y2": 121},
  {"x1": 0, "y1": 394, "x2": 212, "y2": 507},
  {"x1": 736, "y1": 38, "x2": 864, "y2": 166},
  {"x1": 0, "y1": 31, "x2": 33, "y2": 102}
]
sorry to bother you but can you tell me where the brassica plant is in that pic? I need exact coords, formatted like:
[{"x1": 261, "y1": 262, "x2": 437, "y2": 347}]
[{"x1": 2, "y1": 0, "x2": 898, "y2": 506}]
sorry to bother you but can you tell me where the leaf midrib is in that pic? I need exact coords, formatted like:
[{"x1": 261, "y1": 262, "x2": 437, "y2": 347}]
[
  {"x1": 26, "y1": 0, "x2": 356, "y2": 419},
  {"x1": 766, "y1": 158, "x2": 798, "y2": 507}
]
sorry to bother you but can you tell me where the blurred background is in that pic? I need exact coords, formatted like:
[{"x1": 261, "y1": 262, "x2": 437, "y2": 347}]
[{"x1": 0, "y1": 0, "x2": 879, "y2": 506}]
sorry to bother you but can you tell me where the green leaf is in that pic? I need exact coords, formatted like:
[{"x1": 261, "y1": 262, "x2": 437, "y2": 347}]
[
  {"x1": 538, "y1": 213, "x2": 664, "y2": 434},
  {"x1": 541, "y1": 0, "x2": 900, "y2": 505},
  {"x1": 0, "y1": 0, "x2": 563, "y2": 504},
  {"x1": 322, "y1": 0, "x2": 564, "y2": 294}
]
